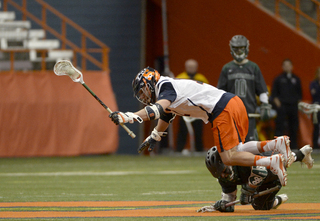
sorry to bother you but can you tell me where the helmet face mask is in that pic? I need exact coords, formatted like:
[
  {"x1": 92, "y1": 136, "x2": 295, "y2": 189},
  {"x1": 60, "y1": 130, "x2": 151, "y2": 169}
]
[
  {"x1": 229, "y1": 35, "x2": 249, "y2": 62},
  {"x1": 136, "y1": 83, "x2": 152, "y2": 105},
  {"x1": 220, "y1": 166, "x2": 234, "y2": 181},
  {"x1": 132, "y1": 67, "x2": 160, "y2": 105}
]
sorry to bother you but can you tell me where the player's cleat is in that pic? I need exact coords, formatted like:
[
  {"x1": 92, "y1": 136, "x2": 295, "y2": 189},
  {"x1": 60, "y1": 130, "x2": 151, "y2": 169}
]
[
  {"x1": 274, "y1": 136, "x2": 294, "y2": 168},
  {"x1": 300, "y1": 145, "x2": 314, "y2": 169},
  {"x1": 270, "y1": 154, "x2": 287, "y2": 186},
  {"x1": 272, "y1": 194, "x2": 288, "y2": 209}
]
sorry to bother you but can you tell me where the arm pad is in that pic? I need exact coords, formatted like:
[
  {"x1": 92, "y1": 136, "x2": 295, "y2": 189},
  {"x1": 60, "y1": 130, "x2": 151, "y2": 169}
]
[
  {"x1": 145, "y1": 103, "x2": 175, "y2": 124},
  {"x1": 144, "y1": 103, "x2": 163, "y2": 120}
]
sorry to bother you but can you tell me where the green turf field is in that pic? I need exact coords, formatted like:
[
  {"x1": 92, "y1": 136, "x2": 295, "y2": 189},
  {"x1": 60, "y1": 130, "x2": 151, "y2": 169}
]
[{"x1": 0, "y1": 153, "x2": 319, "y2": 220}]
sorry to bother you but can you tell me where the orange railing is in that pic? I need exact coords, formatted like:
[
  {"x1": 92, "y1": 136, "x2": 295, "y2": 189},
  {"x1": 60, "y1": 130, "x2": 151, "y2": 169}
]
[
  {"x1": 2, "y1": 49, "x2": 48, "y2": 71},
  {"x1": 2, "y1": 0, "x2": 110, "y2": 71},
  {"x1": 254, "y1": 0, "x2": 320, "y2": 44}
]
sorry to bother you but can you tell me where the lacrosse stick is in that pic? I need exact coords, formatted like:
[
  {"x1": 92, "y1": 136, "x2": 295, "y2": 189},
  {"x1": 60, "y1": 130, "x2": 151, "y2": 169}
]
[
  {"x1": 197, "y1": 185, "x2": 280, "y2": 212},
  {"x1": 248, "y1": 113, "x2": 261, "y2": 118},
  {"x1": 53, "y1": 60, "x2": 136, "y2": 138},
  {"x1": 298, "y1": 101, "x2": 320, "y2": 124}
]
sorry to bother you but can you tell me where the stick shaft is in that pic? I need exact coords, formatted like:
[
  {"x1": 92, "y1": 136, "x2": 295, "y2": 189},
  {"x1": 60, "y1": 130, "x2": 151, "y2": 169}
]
[
  {"x1": 82, "y1": 83, "x2": 136, "y2": 139},
  {"x1": 248, "y1": 113, "x2": 261, "y2": 118}
]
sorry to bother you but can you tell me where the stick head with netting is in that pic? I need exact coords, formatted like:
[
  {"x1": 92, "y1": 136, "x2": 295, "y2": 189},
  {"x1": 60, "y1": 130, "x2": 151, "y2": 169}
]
[
  {"x1": 53, "y1": 60, "x2": 84, "y2": 84},
  {"x1": 53, "y1": 60, "x2": 136, "y2": 138}
]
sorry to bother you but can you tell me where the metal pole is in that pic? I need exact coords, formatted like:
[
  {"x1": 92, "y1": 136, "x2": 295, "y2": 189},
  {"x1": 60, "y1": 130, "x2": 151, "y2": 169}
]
[
  {"x1": 161, "y1": 0, "x2": 173, "y2": 77},
  {"x1": 161, "y1": 0, "x2": 174, "y2": 151}
]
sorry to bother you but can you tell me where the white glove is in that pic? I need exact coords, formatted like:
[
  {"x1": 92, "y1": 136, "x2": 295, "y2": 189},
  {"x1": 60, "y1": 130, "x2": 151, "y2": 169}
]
[
  {"x1": 109, "y1": 111, "x2": 143, "y2": 125},
  {"x1": 138, "y1": 128, "x2": 167, "y2": 153}
]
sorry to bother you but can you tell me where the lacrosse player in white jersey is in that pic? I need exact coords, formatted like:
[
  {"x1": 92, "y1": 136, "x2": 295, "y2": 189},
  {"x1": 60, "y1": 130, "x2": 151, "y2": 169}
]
[{"x1": 110, "y1": 67, "x2": 295, "y2": 186}]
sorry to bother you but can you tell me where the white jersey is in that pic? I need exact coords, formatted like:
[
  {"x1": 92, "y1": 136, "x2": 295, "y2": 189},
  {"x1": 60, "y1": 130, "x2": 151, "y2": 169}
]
[{"x1": 155, "y1": 76, "x2": 226, "y2": 123}]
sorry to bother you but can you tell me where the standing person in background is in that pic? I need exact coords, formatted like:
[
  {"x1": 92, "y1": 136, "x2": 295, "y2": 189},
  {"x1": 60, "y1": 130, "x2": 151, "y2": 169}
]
[
  {"x1": 310, "y1": 67, "x2": 320, "y2": 149},
  {"x1": 175, "y1": 59, "x2": 209, "y2": 152},
  {"x1": 271, "y1": 59, "x2": 302, "y2": 150},
  {"x1": 218, "y1": 35, "x2": 271, "y2": 142}
]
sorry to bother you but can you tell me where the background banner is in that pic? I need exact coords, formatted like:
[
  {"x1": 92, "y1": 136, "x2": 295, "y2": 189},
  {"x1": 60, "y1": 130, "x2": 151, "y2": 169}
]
[{"x1": 0, "y1": 71, "x2": 118, "y2": 157}]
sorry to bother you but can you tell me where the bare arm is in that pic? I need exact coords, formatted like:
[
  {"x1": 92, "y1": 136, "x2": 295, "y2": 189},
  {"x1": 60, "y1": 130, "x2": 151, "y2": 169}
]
[{"x1": 155, "y1": 119, "x2": 170, "y2": 132}]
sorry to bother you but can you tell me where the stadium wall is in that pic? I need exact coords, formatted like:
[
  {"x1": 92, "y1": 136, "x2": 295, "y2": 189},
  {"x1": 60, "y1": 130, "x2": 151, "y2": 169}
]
[{"x1": 146, "y1": 0, "x2": 316, "y2": 148}]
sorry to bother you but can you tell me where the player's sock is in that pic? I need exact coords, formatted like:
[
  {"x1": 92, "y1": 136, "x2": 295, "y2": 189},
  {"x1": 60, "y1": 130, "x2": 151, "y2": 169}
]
[
  {"x1": 254, "y1": 155, "x2": 271, "y2": 168},
  {"x1": 273, "y1": 198, "x2": 279, "y2": 208},
  {"x1": 292, "y1": 152, "x2": 297, "y2": 161},
  {"x1": 260, "y1": 140, "x2": 274, "y2": 152},
  {"x1": 292, "y1": 150, "x2": 304, "y2": 162},
  {"x1": 238, "y1": 141, "x2": 260, "y2": 154}
]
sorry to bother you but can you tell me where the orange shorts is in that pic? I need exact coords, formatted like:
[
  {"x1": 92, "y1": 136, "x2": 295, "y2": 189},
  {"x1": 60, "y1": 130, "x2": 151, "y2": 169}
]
[{"x1": 211, "y1": 96, "x2": 248, "y2": 153}]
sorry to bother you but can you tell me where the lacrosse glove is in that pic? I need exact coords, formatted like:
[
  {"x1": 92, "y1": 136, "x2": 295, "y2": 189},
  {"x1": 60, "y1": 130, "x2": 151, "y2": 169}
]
[
  {"x1": 138, "y1": 128, "x2": 167, "y2": 153},
  {"x1": 240, "y1": 184, "x2": 256, "y2": 205},
  {"x1": 213, "y1": 200, "x2": 234, "y2": 212},
  {"x1": 260, "y1": 103, "x2": 272, "y2": 121},
  {"x1": 109, "y1": 111, "x2": 142, "y2": 125}
]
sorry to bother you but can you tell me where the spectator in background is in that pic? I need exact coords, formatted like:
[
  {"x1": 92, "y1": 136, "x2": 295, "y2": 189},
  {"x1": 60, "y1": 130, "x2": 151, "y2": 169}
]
[
  {"x1": 175, "y1": 59, "x2": 209, "y2": 152},
  {"x1": 218, "y1": 35, "x2": 270, "y2": 142},
  {"x1": 310, "y1": 67, "x2": 320, "y2": 149},
  {"x1": 271, "y1": 59, "x2": 302, "y2": 149}
]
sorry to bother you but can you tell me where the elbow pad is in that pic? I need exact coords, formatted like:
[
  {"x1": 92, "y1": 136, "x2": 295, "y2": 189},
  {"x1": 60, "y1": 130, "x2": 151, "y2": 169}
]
[
  {"x1": 145, "y1": 103, "x2": 175, "y2": 123},
  {"x1": 144, "y1": 103, "x2": 163, "y2": 120},
  {"x1": 160, "y1": 112, "x2": 176, "y2": 124}
]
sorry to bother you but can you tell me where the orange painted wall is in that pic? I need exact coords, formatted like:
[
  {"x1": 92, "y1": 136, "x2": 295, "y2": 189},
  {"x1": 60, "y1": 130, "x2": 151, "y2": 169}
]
[
  {"x1": 0, "y1": 71, "x2": 118, "y2": 157},
  {"x1": 146, "y1": 0, "x2": 319, "y2": 148}
]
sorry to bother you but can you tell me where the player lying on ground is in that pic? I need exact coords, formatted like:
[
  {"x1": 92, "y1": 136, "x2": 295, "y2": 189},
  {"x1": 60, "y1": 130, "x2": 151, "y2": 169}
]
[
  {"x1": 109, "y1": 67, "x2": 295, "y2": 186},
  {"x1": 197, "y1": 145, "x2": 314, "y2": 212}
]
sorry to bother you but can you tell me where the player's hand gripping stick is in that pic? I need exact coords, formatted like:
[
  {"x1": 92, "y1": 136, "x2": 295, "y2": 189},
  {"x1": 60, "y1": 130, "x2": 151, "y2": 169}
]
[{"x1": 221, "y1": 185, "x2": 281, "y2": 208}]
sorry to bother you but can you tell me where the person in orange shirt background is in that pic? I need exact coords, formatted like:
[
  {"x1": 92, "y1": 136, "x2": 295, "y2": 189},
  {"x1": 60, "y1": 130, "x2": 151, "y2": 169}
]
[{"x1": 175, "y1": 59, "x2": 209, "y2": 153}]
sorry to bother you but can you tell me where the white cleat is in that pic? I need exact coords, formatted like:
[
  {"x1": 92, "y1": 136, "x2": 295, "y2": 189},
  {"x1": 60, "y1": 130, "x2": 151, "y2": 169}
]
[
  {"x1": 270, "y1": 154, "x2": 287, "y2": 186},
  {"x1": 300, "y1": 145, "x2": 314, "y2": 169},
  {"x1": 272, "y1": 194, "x2": 288, "y2": 209},
  {"x1": 274, "y1": 136, "x2": 294, "y2": 168}
]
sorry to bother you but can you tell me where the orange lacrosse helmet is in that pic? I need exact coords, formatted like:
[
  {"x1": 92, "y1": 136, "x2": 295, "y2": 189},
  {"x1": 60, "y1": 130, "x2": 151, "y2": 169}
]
[{"x1": 132, "y1": 67, "x2": 160, "y2": 105}]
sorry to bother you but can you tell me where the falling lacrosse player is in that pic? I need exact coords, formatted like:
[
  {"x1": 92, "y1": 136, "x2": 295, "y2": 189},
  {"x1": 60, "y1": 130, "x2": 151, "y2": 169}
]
[
  {"x1": 109, "y1": 67, "x2": 295, "y2": 186},
  {"x1": 197, "y1": 145, "x2": 314, "y2": 212}
]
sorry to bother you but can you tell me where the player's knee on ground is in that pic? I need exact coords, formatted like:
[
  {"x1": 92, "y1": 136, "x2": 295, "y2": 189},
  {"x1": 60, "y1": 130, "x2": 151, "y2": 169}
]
[
  {"x1": 251, "y1": 182, "x2": 280, "y2": 210},
  {"x1": 252, "y1": 196, "x2": 275, "y2": 210}
]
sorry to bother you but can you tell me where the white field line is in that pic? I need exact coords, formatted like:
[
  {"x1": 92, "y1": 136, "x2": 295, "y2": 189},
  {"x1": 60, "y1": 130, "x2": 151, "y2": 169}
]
[
  {"x1": 142, "y1": 190, "x2": 214, "y2": 195},
  {"x1": 0, "y1": 170, "x2": 195, "y2": 177}
]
